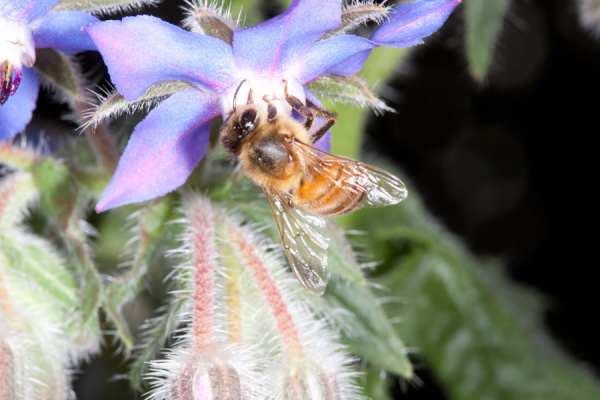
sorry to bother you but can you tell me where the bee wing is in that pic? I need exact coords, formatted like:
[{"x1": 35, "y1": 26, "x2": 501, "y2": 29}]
[
  {"x1": 263, "y1": 186, "x2": 330, "y2": 295},
  {"x1": 294, "y1": 141, "x2": 408, "y2": 207}
]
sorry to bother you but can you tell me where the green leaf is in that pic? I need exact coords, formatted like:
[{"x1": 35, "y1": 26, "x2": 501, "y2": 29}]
[
  {"x1": 32, "y1": 159, "x2": 102, "y2": 330},
  {"x1": 323, "y1": 276, "x2": 413, "y2": 378},
  {"x1": 360, "y1": 365, "x2": 393, "y2": 400},
  {"x1": 104, "y1": 197, "x2": 175, "y2": 348},
  {"x1": 386, "y1": 252, "x2": 600, "y2": 400},
  {"x1": 32, "y1": 159, "x2": 76, "y2": 220},
  {"x1": 51, "y1": 0, "x2": 159, "y2": 13},
  {"x1": 34, "y1": 48, "x2": 84, "y2": 103},
  {"x1": 325, "y1": 221, "x2": 365, "y2": 285},
  {"x1": 129, "y1": 297, "x2": 188, "y2": 390},
  {"x1": 341, "y1": 164, "x2": 600, "y2": 400},
  {"x1": 0, "y1": 173, "x2": 36, "y2": 232},
  {"x1": 464, "y1": 0, "x2": 510, "y2": 80},
  {"x1": 1, "y1": 235, "x2": 78, "y2": 312}
]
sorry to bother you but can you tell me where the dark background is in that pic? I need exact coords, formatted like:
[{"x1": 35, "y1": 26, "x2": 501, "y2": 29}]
[
  {"x1": 63, "y1": 0, "x2": 599, "y2": 398},
  {"x1": 371, "y1": 0, "x2": 600, "y2": 397}
]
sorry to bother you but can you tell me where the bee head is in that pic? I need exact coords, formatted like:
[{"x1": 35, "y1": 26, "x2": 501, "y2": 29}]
[{"x1": 220, "y1": 104, "x2": 260, "y2": 155}]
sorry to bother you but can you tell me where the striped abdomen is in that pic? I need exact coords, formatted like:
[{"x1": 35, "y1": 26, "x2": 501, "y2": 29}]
[{"x1": 294, "y1": 161, "x2": 367, "y2": 216}]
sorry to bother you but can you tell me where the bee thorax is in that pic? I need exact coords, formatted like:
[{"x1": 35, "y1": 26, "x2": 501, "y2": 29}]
[{"x1": 249, "y1": 136, "x2": 294, "y2": 178}]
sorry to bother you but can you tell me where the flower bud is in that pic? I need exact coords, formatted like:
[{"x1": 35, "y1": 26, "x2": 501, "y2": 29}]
[{"x1": 148, "y1": 345, "x2": 264, "y2": 400}]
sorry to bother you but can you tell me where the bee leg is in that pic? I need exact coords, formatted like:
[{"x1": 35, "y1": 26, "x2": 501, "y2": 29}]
[
  {"x1": 305, "y1": 99, "x2": 337, "y2": 144},
  {"x1": 262, "y1": 95, "x2": 278, "y2": 123},
  {"x1": 284, "y1": 80, "x2": 315, "y2": 130}
]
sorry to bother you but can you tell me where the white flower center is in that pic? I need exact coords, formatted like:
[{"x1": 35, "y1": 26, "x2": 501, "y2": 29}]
[
  {"x1": 220, "y1": 76, "x2": 306, "y2": 117},
  {"x1": 1, "y1": 17, "x2": 35, "y2": 105}
]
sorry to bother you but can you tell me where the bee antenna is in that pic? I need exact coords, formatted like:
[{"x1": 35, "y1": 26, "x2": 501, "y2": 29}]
[{"x1": 233, "y1": 79, "x2": 247, "y2": 112}]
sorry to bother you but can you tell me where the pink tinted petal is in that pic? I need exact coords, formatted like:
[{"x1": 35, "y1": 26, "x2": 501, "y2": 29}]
[
  {"x1": 96, "y1": 90, "x2": 219, "y2": 211},
  {"x1": 31, "y1": 11, "x2": 98, "y2": 52},
  {"x1": 298, "y1": 35, "x2": 375, "y2": 84},
  {"x1": 304, "y1": 90, "x2": 331, "y2": 153},
  {"x1": 371, "y1": 0, "x2": 461, "y2": 47},
  {"x1": 233, "y1": 0, "x2": 341, "y2": 77},
  {"x1": 0, "y1": 68, "x2": 39, "y2": 140},
  {"x1": 85, "y1": 16, "x2": 235, "y2": 101},
  {"x1": 2, "y1": 0, "x2": 59, "y2": 23}
]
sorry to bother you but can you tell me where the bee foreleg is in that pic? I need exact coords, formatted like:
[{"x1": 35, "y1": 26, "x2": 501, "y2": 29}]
[
  {"x1": 284, "y1": 80, "x2": 315, "y2": 130},
  {"x1": 262, "y1": 95, "x2": 278, "y2": 123}
]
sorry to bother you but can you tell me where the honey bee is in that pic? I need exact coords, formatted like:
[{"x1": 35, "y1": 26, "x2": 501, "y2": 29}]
[{"x1": 220, "y1": 80, "x2": 407, "y2": 295}]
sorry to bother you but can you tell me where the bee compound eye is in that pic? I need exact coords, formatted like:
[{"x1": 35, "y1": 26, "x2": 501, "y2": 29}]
[{"x1": 240, "y1": 109, "x2": 258, "y2": 132}]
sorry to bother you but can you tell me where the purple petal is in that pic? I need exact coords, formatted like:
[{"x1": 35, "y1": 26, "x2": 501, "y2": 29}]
[
  {"x1": 31, "y1": 11, "x2": 98, "y2": 53},
  {"x1": 96, "y1": 90, "x2": 219, "y2": 211},
  {"x1": 233, "y1": 0, "x2": 341, "y2": 77},
  {"x1": 0, "y1": 68, "x2": 39, "y2": 140},
  {"x1": 304, "y1": 90, "x2": 331, "y2": 153},
  {"x1": 1, "y1": 0, "x2": 59, "y2": 23},
  {"x1": 324, "y1": 49, "x2": 372, "y2": 76},
  {"x1": 298, "y1": 35, "x2": 375, "y2": 84},
  {"x1": 85, "y1": 16, "x2": 235, "y2": 102},
  {"x1": 370, "y1": 0, "x2": 461, "y2": 47}
]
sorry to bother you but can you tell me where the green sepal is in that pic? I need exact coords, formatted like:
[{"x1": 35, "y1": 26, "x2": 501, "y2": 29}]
[
  {"x1": 104, "y1": 197, "x2": 176, "y2": 348},
  {"x1": 323, "y1": 276, "x2": 413, "y2": 378},
  {"x1": 464, "y1": 0, "x2": 509, "y2": 80},
  {"x1": 321, "y1": 1, "x2": 389, "y2": 39},
  {"x1": 183, "y1": 1, "x2": 235, "y2": 44},
  {"x1": 84, "y1": 81, "x2": 195, "y2": 129},
  {"x1": 34, "y1": 48, "x2": 84, "y2": 104},
  {"x1": 307, "y1": 74, "x2": 393, "y2": 115}
]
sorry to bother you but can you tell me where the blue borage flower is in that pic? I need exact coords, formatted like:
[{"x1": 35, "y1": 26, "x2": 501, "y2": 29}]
[
  {"x1": 0, "y1": 0, "x2": 100, "y2": 140},
  {"x1": 86, "y1": 0, "x2": 461, "y2": 212}
]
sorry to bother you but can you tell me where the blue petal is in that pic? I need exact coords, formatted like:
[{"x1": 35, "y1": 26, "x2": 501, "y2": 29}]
[
  {"x1": 0, "y1": 68, "x2": 39, "y2": 141},
  {"x1": 233, "y1": 0, "x2": 341, "y2": 77},
  {"x1": 299, "y1": 0, "x2": 461, "y2": 82},
  {"x1": 96, "y1": 90, "x2": 219, "y2": 212},
  {"x1": 298, "y1": 35, "x2": 376, "y2": 84},
  {"x1": 31, "y1": 11, "x2": 98, "y2": 53},
  {"x1": 325, "y1": 50, "x2": 372, "y2": 76},
  {"x1": 370, "y1": 0, "x2": 461, "y2": 47},
  {"x1": 0, "y1": 0, "x2": 59, "y2": 23},
  {"x1": 85, "y1": 16, "x2": 235, "y2": 102}
]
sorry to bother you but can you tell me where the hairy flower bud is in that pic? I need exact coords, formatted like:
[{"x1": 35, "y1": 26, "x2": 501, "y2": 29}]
[{"x1": 148, "y1": 346, "x2": 264, "y2": 400}]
